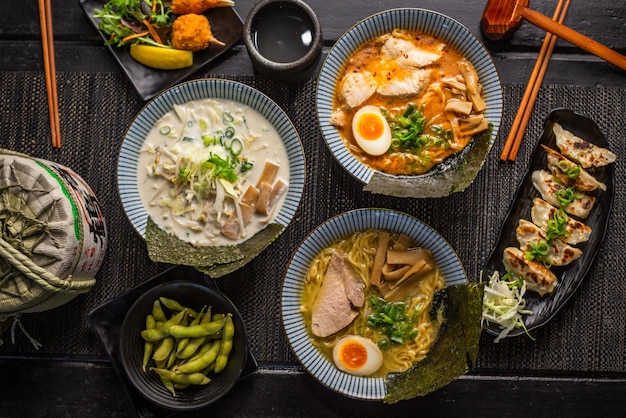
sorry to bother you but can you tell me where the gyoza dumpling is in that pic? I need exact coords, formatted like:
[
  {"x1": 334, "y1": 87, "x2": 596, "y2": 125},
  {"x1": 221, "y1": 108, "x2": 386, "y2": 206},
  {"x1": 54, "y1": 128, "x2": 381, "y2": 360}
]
[
  {"x1": 531, "y1": 198, "x2": 592, "y2": 245},
  {"x1": 532, "y1": 170, "x2": 595, "y2": 219},
  {"x1": 553, "y1": 123, "x2": 616, "y2": 168},
  {"x1": 542, "y1": 145, "x2": 606, "y2": 192},
  {"x1": 516, "y1": 219, "x2": 582, "y2": 266},
  {"x1": 502, "y1": 247, "x2": 557, "y2": 296}
]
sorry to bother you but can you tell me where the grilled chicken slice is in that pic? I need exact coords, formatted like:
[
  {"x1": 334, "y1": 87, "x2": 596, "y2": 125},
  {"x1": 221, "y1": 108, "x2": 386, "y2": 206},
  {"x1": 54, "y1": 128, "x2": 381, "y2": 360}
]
[
  {"x1": 339, "y1": 72, "x2": 377, "y2": 109},
  {"x1": 376, "y1": 68, "x2": 431, "y2": 97},
  {"x1": 380, "y1": 36, "x2": 443, "y2": 68}
]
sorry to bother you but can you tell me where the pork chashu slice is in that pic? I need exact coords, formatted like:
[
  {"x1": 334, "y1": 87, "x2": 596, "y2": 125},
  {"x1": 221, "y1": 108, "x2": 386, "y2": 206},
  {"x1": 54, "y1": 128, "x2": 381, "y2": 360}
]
[{"x1": 310, "y1": 249, "x2": 366, "y2": 338}]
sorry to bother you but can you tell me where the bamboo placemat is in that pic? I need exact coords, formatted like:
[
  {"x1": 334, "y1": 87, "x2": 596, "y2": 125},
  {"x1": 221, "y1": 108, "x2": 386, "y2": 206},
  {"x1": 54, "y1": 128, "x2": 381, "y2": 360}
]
[{"x1": 0, "y1": 71, "x2": 624, "y2": 374}]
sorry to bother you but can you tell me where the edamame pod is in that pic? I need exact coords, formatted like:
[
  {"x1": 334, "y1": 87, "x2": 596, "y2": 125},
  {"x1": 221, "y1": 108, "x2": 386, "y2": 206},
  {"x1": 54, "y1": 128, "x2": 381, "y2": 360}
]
[
  {"x1": 141, "y1": 308, "x2": 189, "y2": 342},
  {"x1": 159, "y1": 374, "x2": 176, "y2": 396},
  {"x1": 168, "y1": 317, "x2": 226, "y2": 339},
  {"x1": 175, "y1": 339, "x2": 221, "y2": 374},
  {"x1": 160, "y1": 308, "x2": 188, "y2": 329},
  {"x1": 151, "y1": 368, "x2": 210, "y2": 385},
  {"x1": 166, "y1": 348, "x2": 178, "y2": 369},
  {"x1": 214, "y1": 314, "x2": 234, "y2": 373},
  {"x1": 141, "y1": 327, "x2": 169, "y2": 342},
  {"x1": 184, "y1": 337, "x2": 213, "y2": 363},
  {"x1": 177, "y1": 309, "x2": 213, "y2": 359},
  {"x1": 152, "y1": 300, "x2": 167, "y2": 322},
  {"x1": 152, "y1": 336, "x2": 175, "y2": 362},
  {"x1": 176, "y1": 306, "x2": 206, "y2": 355},
  {"x1": 159, "y1": 297, "x2": 198, "y2": 318},
  {"x1": 176, "y1": 335, "x2": 205, "y2": 359},
  {"x1": 142, "y1": 314, "x2": 156, "y2": 372}
]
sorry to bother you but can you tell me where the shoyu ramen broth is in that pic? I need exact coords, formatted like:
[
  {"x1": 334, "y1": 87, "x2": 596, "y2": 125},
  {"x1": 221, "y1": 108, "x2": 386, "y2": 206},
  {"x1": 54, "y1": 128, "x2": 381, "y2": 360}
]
[
  {"x1": 330, "y1": 29, "x2": 490, "y2": 175},
  {"x1": 300, "y1": 229, "x2": 446, "y2": 377},
  {"x1": 138, "y1": 98, "x2": 290, "y2": 246}
]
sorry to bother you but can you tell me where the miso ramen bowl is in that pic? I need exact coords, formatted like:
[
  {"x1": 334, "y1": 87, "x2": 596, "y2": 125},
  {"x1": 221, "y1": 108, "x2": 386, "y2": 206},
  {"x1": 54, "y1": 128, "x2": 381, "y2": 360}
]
[
  {"x1": 316, "y1": 8, "x2": 503, "y2": 198},
  {"x1": 280, "y1": 208, "x2": 467, "y2": 400}
]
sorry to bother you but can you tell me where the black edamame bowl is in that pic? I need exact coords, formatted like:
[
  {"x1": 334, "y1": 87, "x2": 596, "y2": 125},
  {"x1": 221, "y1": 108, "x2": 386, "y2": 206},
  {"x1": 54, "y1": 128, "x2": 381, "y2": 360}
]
[{"x1": 119, "y1": 281, "x2": 249, "y2": 411}]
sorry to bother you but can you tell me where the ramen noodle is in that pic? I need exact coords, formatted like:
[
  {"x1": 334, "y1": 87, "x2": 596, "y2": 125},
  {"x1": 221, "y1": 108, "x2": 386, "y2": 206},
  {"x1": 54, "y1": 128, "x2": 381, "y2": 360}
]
[{"x1": 300, "y1": 229, "x2": 446, "y2": 376}]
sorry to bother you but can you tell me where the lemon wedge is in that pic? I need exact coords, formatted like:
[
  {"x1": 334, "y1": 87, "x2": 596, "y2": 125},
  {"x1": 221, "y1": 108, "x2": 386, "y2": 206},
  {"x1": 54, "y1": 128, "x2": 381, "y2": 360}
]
[{"x1": 130, "y1": 44, "x2": 193, "y2": 70}]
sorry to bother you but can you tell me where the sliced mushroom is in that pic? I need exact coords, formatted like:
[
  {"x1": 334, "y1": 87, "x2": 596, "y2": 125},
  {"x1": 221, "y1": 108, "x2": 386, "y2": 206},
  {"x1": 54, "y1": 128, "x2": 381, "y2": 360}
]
[
  {"x1": 442, "y1": 77, "x2": 467, "y2": 92},
  {"x1": 444, "y1": 98, "x2": 473, "y2": 115},
  {"x1": 458, "y1": 60, "x2": 486, "y2": 113}
]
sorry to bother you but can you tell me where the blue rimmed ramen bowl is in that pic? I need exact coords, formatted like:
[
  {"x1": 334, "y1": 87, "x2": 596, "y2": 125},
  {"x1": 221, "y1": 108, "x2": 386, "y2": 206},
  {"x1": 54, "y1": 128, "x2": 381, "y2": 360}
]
[
  {"x1": 116, "y1": 78, "x2": 305, "y2": 272},
  {"x1": 316, "y1": 8, "x2": 503, "y2": 198},
  {"x1": 280, "y1": 208, "x2": 467, "y2": 400}
]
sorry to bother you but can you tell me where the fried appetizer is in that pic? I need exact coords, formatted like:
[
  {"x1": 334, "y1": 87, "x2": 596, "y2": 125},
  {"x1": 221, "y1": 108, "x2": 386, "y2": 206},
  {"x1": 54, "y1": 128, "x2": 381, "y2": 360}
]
[
  {"x1": 516, "y1": 219, "x2": 582, "y2": 267},
  {"x1": 171, "y1": 0, "x2": 234, "y2": 14},
  {"x1": 502, "y1": 247, "x2": 557, "y2": 296},
  {"x1": 530, "y1": 198, "x2": 592, "y2": 245},
  {"x1": 532, "y1": 170, "x2": 595, "y2": 219},
  {"x1": 542, "y1": 145, "x2": 606, "y2": 192},
  {"x1": 553, "y1": 123, "x2": 616, "y2": 168},
  {"x1": 171, "y1": 13, "x2": 224, "y2": 52}
]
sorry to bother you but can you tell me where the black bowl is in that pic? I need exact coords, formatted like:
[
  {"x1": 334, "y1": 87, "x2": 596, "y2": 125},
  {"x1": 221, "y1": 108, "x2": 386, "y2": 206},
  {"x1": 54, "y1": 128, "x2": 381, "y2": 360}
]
[
  {"x1": 243, "y1": 0, "x2": 323, "y2": 80},
  {"x1": 119, "y1": 281, "x2": 248, "y2": 411}
]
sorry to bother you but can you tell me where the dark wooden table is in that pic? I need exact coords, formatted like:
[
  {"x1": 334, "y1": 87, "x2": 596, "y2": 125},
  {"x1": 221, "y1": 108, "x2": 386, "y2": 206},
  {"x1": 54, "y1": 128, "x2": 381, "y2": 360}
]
[{"x1": 1, "y1": 1, "x2": 625, "y2": 417}]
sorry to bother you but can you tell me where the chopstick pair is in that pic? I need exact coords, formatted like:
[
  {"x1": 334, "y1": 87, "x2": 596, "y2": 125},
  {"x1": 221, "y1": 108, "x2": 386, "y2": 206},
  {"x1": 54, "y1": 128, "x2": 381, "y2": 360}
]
[
  {"x1": 500, "y1": 0, "x2": 571, "y2": 161},
  {"x1": 38, "y1": 0, "x2": 62, "y2": 148}
]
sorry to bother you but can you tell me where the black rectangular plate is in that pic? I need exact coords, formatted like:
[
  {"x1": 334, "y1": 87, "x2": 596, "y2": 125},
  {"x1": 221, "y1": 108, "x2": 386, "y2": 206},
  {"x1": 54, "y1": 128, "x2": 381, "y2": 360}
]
[
  {"x1": 79, "y1": 1, "x2": 244, "y2": 101},
  {"x1": 482, "y1": 108, "x2": 615, "y2": 338}
]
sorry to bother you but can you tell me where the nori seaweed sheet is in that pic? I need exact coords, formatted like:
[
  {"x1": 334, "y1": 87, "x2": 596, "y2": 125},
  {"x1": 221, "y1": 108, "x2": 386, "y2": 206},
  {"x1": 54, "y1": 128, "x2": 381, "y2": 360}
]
[
  {"x1": 145, "y1": 217, "x2": 283, "y2": 278},
  {"x1": 364, "y1": 126, "x2": 494, "y2": 198},
  {"x1": 383, "y1": 282, "x2": 485, "y2": 403},
  {"x1": 196, "y1": 223, "x2": 284, "y2": 278}
]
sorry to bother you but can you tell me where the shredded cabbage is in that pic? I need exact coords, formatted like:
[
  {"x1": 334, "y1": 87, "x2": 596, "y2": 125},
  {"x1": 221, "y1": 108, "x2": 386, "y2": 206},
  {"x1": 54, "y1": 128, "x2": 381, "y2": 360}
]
[{"x1": 481, "y1": 271, "x2": 534, "y2": 343}]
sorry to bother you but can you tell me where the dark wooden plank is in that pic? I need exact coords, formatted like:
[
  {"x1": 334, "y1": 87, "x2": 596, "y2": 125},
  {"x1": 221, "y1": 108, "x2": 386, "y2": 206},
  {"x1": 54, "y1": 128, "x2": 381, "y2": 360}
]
[
  {"x1": 4, "y1": 0, "x2": 626, "y2": 51},
  {"x1": 1, "y1": 358, "x2": 624, "y2": 417},
  {"x1": 3, "y1": 0, "x2": 625, "y2": 84},
  {"x1": 2, "y1": 40, "x2": 625, "y2": 89}
]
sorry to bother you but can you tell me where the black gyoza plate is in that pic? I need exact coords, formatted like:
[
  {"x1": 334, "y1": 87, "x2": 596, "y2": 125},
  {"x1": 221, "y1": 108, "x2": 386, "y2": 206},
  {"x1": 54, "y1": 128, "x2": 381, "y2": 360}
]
[
  {"x1": 482, "y1": 109, "x2": 615, "y2": 338},
  {"x1": 79, "y1": 0, "x2": 243, "y2": 101}
]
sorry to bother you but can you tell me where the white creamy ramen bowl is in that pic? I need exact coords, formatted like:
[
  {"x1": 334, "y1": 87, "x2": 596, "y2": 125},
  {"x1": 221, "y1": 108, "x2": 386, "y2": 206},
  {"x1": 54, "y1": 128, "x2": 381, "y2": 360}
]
[
  {"x1": 280, "y1": 208, "x2": 467, "y2": 400},
  {"x1": 316, "y1": 8, "x2": 503, "y2": 198},
  {"x1": 117, "y1": 79, "x2": 305, "y2": 251}
]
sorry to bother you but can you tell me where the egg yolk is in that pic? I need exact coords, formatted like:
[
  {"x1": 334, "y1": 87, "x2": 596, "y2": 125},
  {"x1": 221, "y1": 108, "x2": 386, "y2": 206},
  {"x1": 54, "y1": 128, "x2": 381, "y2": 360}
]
[
  {"x1": 355, "y1": 113, "x2": 385, "y2": 141},
  {"x1": 338, "y1": 341, "x2": 368, "y2": 370}
]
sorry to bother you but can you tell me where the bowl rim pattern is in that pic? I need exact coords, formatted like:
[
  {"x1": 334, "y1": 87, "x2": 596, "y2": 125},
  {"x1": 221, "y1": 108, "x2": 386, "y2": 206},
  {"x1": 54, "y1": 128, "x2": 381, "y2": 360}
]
[
  {"x1": 117, "y1": 77, "x2": 306, "y2": 241},
  {"x1": 280, "y1": 207, "x2": 467, "y2": 400},
  {"x1": 315, "y1": 7, "x2": 503, "y2": 185}
]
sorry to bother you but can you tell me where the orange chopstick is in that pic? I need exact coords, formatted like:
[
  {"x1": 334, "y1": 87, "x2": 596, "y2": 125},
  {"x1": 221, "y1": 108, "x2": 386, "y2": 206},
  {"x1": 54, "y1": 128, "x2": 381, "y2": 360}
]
[
  {"x1": 38, "y1": 0, "x2": 62, "y2": 148},
  {"x1": 500, "y1": 0, "x2": 570, "y2": 161}
]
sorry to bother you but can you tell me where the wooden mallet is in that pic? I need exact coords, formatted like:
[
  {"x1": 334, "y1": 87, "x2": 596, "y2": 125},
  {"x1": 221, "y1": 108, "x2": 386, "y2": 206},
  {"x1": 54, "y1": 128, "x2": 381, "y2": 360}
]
[{"x1": 481, "y1": 0, "x2": 626, "y2": 71}]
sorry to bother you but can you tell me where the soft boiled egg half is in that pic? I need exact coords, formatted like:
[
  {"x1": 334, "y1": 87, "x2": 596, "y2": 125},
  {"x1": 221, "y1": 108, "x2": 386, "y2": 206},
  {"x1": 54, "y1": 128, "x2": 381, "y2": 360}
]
[
  {"x1": 351, "y1": 105, "x2": 392, "y2": 156},
  {"x1": 332, "y1": 335, "x2": 384, "y2": 376}
]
